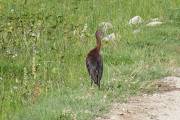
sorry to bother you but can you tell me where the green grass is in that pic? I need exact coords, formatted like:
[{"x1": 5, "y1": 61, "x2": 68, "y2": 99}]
[{"x1": 0, "y1": 0, "x2": 180, "y2": 120}]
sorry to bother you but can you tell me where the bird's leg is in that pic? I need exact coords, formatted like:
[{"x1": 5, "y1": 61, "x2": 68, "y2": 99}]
[
  {"x1": 98, "y1": 84, "x2": 100, "y2": 89},
  {"x1": 98, "y1": 80, "x2": 100, "y2": 89},
  {"x1": 91, "y1": 80, "x2": 93, "y2": 86}
]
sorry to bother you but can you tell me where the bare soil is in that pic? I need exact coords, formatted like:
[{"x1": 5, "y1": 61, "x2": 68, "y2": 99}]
[{"x1": 96, "y1": 68, "x2": 180, "y2": 120}]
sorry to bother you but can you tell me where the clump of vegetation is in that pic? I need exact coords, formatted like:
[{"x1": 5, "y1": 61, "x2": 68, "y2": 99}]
[{"x1": 0, "y1": 0, "x2": 180, "y2": 120}]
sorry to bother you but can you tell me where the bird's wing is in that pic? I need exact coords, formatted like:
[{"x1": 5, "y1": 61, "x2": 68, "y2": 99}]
[
  {"x1": 97, "y1": 55, "x2": 103, "y2": 81},
  {"x1": 86, "y1": 57, "x2": 99, "y2": 82}
]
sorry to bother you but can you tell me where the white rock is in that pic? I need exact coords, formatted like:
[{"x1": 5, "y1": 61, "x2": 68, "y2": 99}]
[
  {"x1": 150, "y1": 18, "x2": 160, "y2": 22},
  {"x1": 129, "y1": 16, "x2": 143, "y2": 25},
  {"x1": 133, "y1": 29, "x2": 141, "y2": 34},
  {"x1": 99, "y1": 22, "x2": 113, "y2": 29},
  {"x1": 99, "y1": 22, "x2": 113, "y2": 33},
  {"x1": 102, "y1": 33, "x2": 116, "y2": 41},
  {"x1": 146, "y1": 21, "x2": 163, "y2": 27}
]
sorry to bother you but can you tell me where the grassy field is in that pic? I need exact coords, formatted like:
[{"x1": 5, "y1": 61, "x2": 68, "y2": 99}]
[{"x1": 0, "y1": 0, "x2": 180, "y2": 119}]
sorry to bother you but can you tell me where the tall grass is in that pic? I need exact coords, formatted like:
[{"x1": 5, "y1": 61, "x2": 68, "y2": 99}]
[{"x1": 0, "y1": 0, "x2": 180, "y2": 119}]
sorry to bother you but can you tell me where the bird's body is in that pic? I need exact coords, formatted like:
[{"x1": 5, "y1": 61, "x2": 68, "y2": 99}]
[{"x1": 86, "y1": 30, "x2": 103, "y2": 89}]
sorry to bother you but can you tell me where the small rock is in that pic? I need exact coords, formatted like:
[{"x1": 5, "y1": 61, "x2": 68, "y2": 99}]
[
  {"x1": 99, "y1": 22, "x2": 113, "y2": 33},
  {"x1": 102, "y1": 33, "x2": 116, "y2": 41},
  {"x1": 133, "y1": 29, "x2": 141, "y2": 34},
  {"x1": 146, "y1": 21, "x2": 163, "y2": 27},
  {"x1": 99, "y1": 22, "x2": 113, "y2": 29},
  {"x1": 149, "y1": 18, "x2": 160, "y2": 22},
  {"x1": 129, "y1": 16, "x2": 143, "y2": 25}
]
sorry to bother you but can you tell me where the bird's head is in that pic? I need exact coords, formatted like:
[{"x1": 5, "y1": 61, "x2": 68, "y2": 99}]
[{"x1": 95, "y1": 30, "x2": 104, "y2": 40}]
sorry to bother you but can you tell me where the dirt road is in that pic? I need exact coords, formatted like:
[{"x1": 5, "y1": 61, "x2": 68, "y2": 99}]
[{"x1": 96, "y1": 69, "x2": 180, "y2": 120}]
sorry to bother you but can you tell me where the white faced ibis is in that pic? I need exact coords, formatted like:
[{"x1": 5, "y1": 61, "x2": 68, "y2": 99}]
[{"x1": 86, "y1": 29, "x2": 103, "y2": 89}]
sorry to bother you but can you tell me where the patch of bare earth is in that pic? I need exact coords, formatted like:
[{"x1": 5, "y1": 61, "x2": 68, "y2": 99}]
[{"x1": 96, "y1": 68, "x2": 180, "y2": 120}]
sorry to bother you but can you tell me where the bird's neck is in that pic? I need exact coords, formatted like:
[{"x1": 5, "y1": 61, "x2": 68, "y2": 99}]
[
  {"x1": 96, "y1": 33, "x2": 101, "y2": 51},
  {"x1": 96, "y1": 38, "x2": 101, "y2": 51}
]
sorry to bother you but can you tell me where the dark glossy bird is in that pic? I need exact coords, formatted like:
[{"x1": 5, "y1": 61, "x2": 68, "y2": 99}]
[{"x1": 86, "y1": 30, "x2": 103, "y2": 89}]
